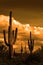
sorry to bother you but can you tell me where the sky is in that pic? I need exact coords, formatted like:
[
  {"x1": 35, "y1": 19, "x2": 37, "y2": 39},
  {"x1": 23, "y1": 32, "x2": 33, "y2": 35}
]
[{"x1": 0, "y1": 0, "x2": 43, "y2": 26}]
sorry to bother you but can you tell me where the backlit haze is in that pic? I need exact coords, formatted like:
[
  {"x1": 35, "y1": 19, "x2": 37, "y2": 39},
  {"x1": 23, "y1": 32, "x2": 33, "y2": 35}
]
[{"x1": 0, "y1": 15, "x2": 43, "y2": 53}]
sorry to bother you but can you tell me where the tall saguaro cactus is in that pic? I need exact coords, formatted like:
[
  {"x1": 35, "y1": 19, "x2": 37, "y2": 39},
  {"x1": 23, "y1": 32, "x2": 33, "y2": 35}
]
[
  {"x1": 28, "y1": 32, "x2": 34, "y2": 54},
  {"x1": 3, "y1": 11, "x2": 18, "y2": 58}
]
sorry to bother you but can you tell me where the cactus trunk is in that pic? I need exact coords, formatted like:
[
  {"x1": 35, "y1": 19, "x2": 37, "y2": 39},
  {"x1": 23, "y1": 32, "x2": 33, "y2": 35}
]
[
  {"x1": 9, "y1": 45, "x2": 13, "y2": 58},
  {"x1": 3, "y1": 11, "x2": 18, "y2": 58}
]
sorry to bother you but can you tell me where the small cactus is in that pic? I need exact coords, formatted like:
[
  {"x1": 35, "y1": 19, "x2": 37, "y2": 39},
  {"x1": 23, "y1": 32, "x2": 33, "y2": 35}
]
[
  {"x1": 24, "y1": 43, "x2": 27, "y2": 54},
  {"x1": 21, "y1": 43, "x2": 23, "y2": 54},
  {"x1": 3, "y1": 11, "x2": 18, "y2": 58},
  {"x1": 28, "y1": 32, "x2": 34, "y2": 54}
]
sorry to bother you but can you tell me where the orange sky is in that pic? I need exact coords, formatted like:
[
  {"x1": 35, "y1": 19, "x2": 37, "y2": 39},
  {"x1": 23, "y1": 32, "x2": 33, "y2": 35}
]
[{"x1": 0, "y1": 0, "x2": 43, "y2": 26}]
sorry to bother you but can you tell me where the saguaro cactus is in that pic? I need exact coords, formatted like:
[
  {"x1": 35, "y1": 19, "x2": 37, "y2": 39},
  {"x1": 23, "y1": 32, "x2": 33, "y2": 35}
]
[
  {"x1": 3, "y1": 11, "x2": 18, "y2": 58},
  {"x1": 28, "y1": 32, "x2": 34, "y2": 54}
]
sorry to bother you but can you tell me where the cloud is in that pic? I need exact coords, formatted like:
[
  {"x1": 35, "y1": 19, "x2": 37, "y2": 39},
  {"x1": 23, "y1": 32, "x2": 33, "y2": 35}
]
[
  {"x1": 0, "y1": 15, "x2": 43, "y2": 52},
  {"x1": 0, "y1": 15, "x2": 43, "y2": 37}
]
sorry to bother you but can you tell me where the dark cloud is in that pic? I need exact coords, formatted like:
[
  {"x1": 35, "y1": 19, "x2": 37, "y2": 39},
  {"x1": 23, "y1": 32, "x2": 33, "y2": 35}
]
[
  {"x1": 0, "y1": 0, "x2": 43, "y2": 26},
  {"x1": 0, "y1": 0, "x2": 43, "y2": 8}
]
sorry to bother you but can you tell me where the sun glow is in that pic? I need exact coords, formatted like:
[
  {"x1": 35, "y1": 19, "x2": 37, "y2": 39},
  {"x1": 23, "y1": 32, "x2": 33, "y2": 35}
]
[
  {"x1": 13, "y1": 20, "x2": 22, "y2": 26},
  {"x1": 25, "y1": 27, "x2": 29, "y2": 31},
  {"x1": 13, "y1": 45, "x2": 18, "y2": 49},
  {"x1": 0, "y1": 15, "x2": 9, "y2": 22},
  {"x1": 34, "y1": 30, "x2": 40, "y2": 34}
]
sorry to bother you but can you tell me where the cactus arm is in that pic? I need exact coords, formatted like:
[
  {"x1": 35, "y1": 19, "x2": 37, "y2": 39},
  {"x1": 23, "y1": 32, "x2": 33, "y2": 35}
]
[
  {"x1": 12, "y1": 30, "x2": 14, "y2": 37},
  {"x1": 33, "y1": 39, "x2": 34, "y2": 45},
  {"x1": 3, "y1": 30, "x2": 9, "y2": 46},
  {"x1": 12, "y1": 28, "x2": 18, "y2": 43},
  {"x1": 14, "y1": 28, "x2": 18, "y2": 42},
  {"x1": 11, "y1": 30, "x2": 15, "y2": 44},
  {"x1": 32, "y1": 39, "x2": 34, "y2": 48},
  {"x1": 8, "y1": 26, "x2": 10, "y2": 43}
]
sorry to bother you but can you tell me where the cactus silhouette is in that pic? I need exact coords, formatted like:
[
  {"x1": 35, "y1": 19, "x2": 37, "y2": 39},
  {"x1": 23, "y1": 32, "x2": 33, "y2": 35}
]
[
  {"x1": 3, "y1": 11, "x2": 18, "y2": 58},
  {"x1": 24, "y1": 43, "x2": 27, "y2": 54},
  {"x1": 21, "y1": 43, "x2": 23, "y2": 54},
  {"x1": 28, "y1": 31, "x2": 34, "y2": 54}
]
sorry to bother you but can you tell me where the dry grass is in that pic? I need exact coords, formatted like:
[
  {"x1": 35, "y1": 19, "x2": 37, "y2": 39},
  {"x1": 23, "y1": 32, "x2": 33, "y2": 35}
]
[{"x1": 0, "y1": 45, "x2": 43, "y2": 65}]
